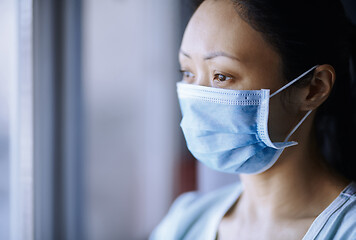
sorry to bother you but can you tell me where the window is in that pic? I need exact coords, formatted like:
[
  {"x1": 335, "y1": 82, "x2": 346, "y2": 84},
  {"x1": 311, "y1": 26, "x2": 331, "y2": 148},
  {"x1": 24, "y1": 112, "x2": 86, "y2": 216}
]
[{"x1": 0, "y1": 0, "x2": 16, "y2": 238}]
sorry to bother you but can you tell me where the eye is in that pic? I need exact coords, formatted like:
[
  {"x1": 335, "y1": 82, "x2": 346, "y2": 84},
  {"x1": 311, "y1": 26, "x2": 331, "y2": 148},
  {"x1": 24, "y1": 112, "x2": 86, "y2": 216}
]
[
  {"x1": 213, "y1": 73, "x2": 232, "y2": 82},
  {"x1": 180, "y1": 70, "x2": 195, "y2": 81}
]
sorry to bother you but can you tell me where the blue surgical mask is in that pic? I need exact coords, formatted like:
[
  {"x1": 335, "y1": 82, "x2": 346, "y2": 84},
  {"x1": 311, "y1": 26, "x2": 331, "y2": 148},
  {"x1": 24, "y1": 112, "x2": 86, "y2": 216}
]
[{"x1": 177, "y1": 66, "x2": 317, "y2": 174}]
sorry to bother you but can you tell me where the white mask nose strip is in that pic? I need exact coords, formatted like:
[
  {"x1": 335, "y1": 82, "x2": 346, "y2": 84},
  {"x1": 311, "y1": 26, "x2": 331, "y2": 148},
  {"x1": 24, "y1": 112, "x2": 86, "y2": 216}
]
[{"x1": 270, "y1": 65, "x2": 319, "y2": 98}]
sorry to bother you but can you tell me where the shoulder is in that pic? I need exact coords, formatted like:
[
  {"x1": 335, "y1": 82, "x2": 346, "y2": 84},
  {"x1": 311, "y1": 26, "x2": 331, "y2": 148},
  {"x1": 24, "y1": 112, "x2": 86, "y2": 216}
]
[
  {"x1": 334, "y1": 182, "x2": 356, "y2": 238},
  {"x1": 317, "y1": 182, "x2": 356, "y2": 240},
  {"x1": 149, "y1": 182, "x2": 241, "y2": 240}
]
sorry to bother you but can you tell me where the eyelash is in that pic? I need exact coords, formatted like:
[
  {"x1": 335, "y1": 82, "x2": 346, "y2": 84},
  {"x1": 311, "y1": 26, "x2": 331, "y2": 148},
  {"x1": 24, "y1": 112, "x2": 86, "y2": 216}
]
[
  {"x1": 213, "y1": 73, "x2": 233, "y2": 82},
  {"x1": 179, "y1": 70, "x2": 233, "y2": 83},
  {"x1": 180, "y1": 70, "x2": 195, "y2": 79}
]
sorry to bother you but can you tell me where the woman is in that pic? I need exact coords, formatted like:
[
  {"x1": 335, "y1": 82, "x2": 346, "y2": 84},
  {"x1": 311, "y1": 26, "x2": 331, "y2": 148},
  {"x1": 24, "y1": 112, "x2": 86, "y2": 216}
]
[{"x1": 150, "y1": 0, "x2": 356, "y2": 239}]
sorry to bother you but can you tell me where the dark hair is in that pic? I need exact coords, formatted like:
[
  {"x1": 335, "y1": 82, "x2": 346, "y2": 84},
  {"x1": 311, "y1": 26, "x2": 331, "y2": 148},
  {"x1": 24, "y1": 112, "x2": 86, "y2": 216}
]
[{"x1": 230, "y1": 0, "x2": 356, "y2": 180}]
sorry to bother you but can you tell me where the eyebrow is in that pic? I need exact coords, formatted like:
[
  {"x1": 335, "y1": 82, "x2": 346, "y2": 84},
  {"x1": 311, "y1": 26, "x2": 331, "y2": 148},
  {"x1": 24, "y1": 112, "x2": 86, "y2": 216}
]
[{"x1": 179, "y1": 49, "x2": 241, "y2": 62}]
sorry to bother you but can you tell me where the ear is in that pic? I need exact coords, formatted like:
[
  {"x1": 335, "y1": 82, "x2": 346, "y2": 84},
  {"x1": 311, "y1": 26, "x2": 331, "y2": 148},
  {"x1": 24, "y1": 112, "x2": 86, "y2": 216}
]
[{"x1": 300, "y1": 64, "x2": 335, "y2": 111}]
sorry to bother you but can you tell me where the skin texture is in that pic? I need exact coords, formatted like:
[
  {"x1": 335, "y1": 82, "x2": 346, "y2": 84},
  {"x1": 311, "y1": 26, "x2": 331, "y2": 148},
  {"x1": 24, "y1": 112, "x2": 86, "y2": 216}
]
[{"x1": 179, "y1": 0, "x2": 349, "y2": 239}]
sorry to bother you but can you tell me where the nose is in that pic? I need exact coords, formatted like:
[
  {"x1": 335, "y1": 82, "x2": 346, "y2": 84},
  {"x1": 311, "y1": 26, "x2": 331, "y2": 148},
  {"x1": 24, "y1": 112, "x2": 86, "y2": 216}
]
[{"x1": 192, "y1": 73, "x2": 211, "y2": 87}]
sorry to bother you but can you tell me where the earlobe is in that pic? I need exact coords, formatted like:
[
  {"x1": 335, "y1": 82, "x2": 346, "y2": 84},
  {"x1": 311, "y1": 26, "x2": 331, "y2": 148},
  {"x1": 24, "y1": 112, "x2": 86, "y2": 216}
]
[{"x1": 302, "y1": 64, "x2": 335, "y2": 111}]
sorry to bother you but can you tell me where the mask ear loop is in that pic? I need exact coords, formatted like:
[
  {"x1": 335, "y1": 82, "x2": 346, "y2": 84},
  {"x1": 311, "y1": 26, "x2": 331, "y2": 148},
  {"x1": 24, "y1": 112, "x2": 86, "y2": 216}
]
[
  {"x1": 270, "y1": 65, "x2": 319, "y2": 98},
  {"x1": 269, "y1": 65, "x2": 318, "y2": 142},
  {"x1": 284, "y1": 110, "x2": 313, "y2": 142}
]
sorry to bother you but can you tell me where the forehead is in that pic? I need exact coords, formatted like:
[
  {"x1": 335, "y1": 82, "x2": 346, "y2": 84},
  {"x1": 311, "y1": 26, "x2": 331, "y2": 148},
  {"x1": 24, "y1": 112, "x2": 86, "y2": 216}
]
[{"x1": 180, "y1": 0, "x2": 276, "y2": 64}]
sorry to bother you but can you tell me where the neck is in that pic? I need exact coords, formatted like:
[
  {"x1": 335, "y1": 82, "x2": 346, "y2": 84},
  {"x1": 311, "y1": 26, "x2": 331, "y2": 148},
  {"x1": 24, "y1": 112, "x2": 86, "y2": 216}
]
[{"x1": 238, "y1": 123, "x2": 348, "y2": 220}]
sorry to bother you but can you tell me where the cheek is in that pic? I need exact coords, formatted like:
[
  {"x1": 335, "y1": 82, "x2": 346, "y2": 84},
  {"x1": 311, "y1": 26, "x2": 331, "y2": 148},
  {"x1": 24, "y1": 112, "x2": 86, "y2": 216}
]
[
  {"x1": 234, "y1": 59, "x2": 284, "y2": 91},
  {"x1": 267, "y1": 93, "x2": 300, "y2": 142}
]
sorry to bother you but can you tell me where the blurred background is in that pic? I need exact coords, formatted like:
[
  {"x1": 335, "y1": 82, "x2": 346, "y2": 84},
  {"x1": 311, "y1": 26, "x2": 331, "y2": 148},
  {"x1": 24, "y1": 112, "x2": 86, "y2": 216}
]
[{"x1": 0, "y1": 0, "x2": 355, "y2": 240}]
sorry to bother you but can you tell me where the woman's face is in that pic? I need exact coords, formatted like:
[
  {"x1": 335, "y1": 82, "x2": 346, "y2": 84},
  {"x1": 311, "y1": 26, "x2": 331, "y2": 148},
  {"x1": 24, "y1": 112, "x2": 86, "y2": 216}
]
[{"x1": 179, "y1": 0, "x2": 304, "y2": 142}]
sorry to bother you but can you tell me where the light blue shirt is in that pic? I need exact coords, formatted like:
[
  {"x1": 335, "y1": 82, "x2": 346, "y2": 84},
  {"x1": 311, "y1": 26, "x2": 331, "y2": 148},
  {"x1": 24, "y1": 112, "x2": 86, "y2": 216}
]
[{"x1": 150, "y1": 182, "x2": 356, "y2": 240}]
